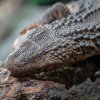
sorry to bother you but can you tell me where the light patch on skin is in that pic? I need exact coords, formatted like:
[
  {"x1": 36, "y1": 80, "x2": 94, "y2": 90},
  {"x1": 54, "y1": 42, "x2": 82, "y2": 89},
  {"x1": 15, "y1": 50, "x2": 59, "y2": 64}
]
[
  {"x1": 67, "y1": 0, "x2": 83, "y2": 14},
  {"x1": 67, "y1": 2, "x2": 79, "y2": 13}
]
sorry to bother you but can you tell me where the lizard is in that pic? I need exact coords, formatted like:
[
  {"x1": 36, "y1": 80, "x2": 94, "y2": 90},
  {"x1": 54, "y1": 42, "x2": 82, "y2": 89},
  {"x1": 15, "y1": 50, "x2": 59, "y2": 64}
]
[{"x1": 0, "y1": 0, "x2": 100, "y2": 84}]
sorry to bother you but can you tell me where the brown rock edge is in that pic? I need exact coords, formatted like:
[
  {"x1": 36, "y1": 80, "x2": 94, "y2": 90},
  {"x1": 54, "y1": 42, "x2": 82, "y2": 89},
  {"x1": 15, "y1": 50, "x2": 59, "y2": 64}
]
[{"x1": 0, "y1": 77, "x2": 100, "y2": 100}]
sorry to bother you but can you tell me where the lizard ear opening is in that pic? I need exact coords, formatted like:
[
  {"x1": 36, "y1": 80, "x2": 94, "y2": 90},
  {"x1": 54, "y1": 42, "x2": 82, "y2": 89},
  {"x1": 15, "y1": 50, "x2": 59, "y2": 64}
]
[{"x1": 0, "y1": 68, "x2": 11, "y2": 84}]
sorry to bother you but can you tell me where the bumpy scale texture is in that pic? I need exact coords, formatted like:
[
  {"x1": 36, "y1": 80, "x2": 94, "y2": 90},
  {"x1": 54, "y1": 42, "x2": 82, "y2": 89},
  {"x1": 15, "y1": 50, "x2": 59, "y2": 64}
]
[{"x1": 4, "y1": 0, "x2": 100, "y2": 77}]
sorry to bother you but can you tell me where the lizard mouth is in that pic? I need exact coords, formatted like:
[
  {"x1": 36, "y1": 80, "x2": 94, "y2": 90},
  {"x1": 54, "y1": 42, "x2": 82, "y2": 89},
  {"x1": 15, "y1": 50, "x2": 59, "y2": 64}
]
[
  {"x1": 32, "y1": 65, "x2": 69, "y2": 79},
  {"x1": 29, "y1": 55, "x2": 100, "y2": 88},
  {"x1": 28, "y1": 65, "x2": 81, "y2": 88}
]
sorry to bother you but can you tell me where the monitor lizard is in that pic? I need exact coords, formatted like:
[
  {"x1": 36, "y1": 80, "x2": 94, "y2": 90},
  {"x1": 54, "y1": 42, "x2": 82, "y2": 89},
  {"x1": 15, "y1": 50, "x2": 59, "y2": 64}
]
[{"x1": 0, "y1": 0, "x2": 100, "y2": 84}]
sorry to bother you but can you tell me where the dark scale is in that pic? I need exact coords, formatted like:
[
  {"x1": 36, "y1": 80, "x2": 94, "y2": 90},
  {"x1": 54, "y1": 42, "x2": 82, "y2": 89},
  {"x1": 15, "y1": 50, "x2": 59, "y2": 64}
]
[
  {"x1": 84, "y1": 0, "x2": 92, "y2": 9},
  {"x1": 96, "y1": 24, "x2": 100, "y2": 30},
  {"x1": 96, "y1": 41, "x2": 100, "y2": 46},
  {"x1": 95, "y1": 32, "x2": 100, "y2": 38}
]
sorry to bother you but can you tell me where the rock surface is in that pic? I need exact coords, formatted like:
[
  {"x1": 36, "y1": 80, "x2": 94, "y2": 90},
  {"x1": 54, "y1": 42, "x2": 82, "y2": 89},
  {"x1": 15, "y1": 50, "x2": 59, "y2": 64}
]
[{"x1": 1, "y1": 77, "x2": 100, "y2": 100}]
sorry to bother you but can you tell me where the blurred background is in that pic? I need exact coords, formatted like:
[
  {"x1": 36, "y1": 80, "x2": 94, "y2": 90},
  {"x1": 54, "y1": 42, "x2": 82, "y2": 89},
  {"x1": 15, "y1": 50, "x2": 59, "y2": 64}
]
[{"x1": 0, "y1": 0, "x2": 64, "y2": 61}]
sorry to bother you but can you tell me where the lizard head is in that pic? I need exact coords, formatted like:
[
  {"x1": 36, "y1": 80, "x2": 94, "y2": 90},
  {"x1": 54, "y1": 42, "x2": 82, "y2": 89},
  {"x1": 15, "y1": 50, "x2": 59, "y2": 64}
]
[{"x1": 4, "y1": 28, "x2": 62, "y2": 77}]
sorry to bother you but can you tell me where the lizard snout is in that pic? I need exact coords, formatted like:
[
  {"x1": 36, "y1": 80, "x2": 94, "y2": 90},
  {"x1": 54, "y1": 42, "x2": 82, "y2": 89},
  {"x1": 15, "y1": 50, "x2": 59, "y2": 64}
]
[{"x1": 4, "y1": 53, "x2": 19, "y2": 76}]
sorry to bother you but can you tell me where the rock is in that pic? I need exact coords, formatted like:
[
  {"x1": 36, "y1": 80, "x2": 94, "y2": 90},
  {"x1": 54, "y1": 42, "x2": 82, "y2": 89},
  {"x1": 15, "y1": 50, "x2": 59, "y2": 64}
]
[
  {"x1": 1, "y1": 77, "x2": 100, "y2": 100},
  {"x1": 1, "y1": 79, "x2": 69, "y2": 100}
]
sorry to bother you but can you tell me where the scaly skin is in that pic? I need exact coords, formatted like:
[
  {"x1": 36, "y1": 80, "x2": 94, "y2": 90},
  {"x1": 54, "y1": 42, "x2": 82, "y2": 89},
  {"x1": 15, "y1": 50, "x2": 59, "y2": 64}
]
[{"x1": 4, "y1": 0, "x2": 100, "y2": 77}]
